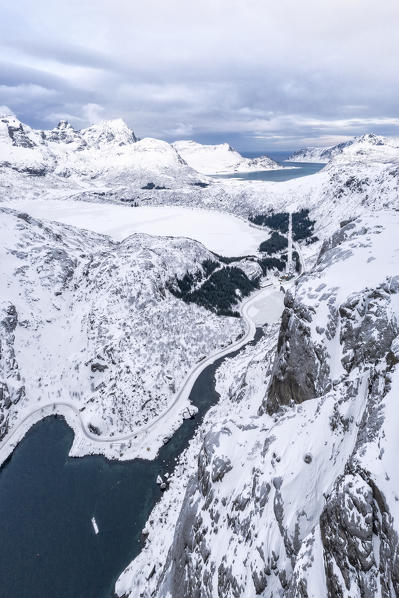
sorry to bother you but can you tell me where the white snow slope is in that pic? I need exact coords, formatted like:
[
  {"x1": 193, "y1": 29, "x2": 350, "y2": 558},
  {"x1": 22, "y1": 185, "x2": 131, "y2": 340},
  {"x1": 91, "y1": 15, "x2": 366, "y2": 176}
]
[{"x1": 172, "y1": 140, "x2": 280, "y2": 174}]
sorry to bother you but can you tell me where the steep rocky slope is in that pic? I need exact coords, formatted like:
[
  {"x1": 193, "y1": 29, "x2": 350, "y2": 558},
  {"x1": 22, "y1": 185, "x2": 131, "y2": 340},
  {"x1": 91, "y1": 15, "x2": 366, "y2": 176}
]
[
  {"x1": 172, "y1": 140, "x2": 280, "y2": 174},
  {"x1": 116, "y1": 210, "x2": 399, "y2": 597}
]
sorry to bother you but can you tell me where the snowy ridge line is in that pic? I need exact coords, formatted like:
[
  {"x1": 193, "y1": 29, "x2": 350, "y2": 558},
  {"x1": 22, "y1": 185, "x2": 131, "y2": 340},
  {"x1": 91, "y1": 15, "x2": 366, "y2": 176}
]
[{"x1": 0, "y1": 283, "x2": 274, "y2": 467}]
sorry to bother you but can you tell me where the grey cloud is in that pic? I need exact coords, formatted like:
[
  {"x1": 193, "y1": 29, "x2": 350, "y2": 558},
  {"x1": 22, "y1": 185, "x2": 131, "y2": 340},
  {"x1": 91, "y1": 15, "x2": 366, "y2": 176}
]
[{"x1": 0, "y1": 0, "x2": 398, "y2": 149}]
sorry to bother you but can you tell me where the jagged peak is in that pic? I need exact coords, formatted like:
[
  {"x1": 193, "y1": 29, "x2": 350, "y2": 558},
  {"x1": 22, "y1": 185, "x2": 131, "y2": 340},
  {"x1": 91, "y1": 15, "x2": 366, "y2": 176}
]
[
  {"x1": 55, "y1": 119, "x2": 74, "y2": 130},
  {"x1": 353, "y1": 132, "x2": 385, "y2": 145},
  {"x1": 81, "y1": 118, "x2": 137, "y2": 146},
  {"x1": 0, "y1": 113, "x2": 22, "y2": 127}
]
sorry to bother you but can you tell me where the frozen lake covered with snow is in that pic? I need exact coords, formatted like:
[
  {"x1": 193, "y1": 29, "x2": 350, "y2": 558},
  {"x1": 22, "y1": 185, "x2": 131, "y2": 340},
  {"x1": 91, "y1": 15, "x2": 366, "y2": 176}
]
[{"x1": 6, "y1": 200, "x2": 268, "y2": 257}]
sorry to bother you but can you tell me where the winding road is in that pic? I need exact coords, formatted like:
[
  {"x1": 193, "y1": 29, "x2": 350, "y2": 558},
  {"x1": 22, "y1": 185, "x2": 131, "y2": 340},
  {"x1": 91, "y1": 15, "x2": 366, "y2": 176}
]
[{"x1": 0, "y1": 282, "x2": 281, "y2": 466}]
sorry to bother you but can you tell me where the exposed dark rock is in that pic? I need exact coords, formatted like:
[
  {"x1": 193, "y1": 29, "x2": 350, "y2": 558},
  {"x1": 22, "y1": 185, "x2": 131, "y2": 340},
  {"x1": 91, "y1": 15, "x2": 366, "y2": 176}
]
[
  {"x1": 2, "y1": 304, "x2": 18, "y2": 332},
  {"x1": 88, "y1": 424, "x2": 101, "y2": 435},
  {"x1": 320, "y1": 472, "x2": 399, "y2": 598},
  {"x1": 264, "y1": 291, "x2": 329, "y2": 415},
  {"x1": 339, "y1": 286, "x2": 398, "y2": 373},
  {"x1": 91, "y1": 362, "x2": 108, "y2": 373},
  {"x1": 7, "y1": 122, "x2": 36, "y2": 148}
]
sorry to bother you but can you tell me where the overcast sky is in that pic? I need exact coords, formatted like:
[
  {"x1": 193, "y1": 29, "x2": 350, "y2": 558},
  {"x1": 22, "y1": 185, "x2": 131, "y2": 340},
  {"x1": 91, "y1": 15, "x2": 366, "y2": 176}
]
[{"x1": 1, "y1": 0, "x2": 398, "y2": 150}]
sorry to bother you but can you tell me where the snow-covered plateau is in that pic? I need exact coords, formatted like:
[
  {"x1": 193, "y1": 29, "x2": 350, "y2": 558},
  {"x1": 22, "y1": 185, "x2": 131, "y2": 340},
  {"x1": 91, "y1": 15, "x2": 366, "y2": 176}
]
[{"x1": 1, "y1": 112, "x2": 399, "y2": 598}]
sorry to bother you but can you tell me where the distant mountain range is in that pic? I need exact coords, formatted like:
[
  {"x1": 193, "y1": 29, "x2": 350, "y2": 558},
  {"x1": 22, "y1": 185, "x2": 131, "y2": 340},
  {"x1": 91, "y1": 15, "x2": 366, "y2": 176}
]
[
  {"x1": 287, "y1": 133, "x2": 396, "y2": 163},
  {"x1": 0, "y1": 113, "x2": 202, "y2": 188},
  {"x1": 0, "y1": 113, "x2": 283, "y2": 189}
]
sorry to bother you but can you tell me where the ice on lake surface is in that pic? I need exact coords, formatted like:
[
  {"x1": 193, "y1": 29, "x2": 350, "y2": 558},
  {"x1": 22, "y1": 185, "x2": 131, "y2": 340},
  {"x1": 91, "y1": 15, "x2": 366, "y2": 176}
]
[{"x1": 7, "y1": 200, "x2": 268, "y2": 257}]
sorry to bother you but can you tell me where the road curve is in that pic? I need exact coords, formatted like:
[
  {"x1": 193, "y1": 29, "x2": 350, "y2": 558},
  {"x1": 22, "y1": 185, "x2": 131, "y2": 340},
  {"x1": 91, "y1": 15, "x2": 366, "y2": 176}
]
[{"x1": 0, "y1": 283, "x2": 276, "y2": 464}]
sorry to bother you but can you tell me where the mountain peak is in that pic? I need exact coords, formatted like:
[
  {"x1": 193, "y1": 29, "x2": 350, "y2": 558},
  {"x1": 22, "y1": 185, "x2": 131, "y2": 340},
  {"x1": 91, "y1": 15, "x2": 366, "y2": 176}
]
[
  {"x1": 355, "y1": 132, "x2": 385, "y2": 145},
  {"x1": 56, "y1": 119, "x2": 74, "y2": 130},
  {"x1": 81, "y1": 118, "x2": 137, "y2": 147},
  {"x1": 43, "y1": 119, "x2": 80, "y2": 144}
]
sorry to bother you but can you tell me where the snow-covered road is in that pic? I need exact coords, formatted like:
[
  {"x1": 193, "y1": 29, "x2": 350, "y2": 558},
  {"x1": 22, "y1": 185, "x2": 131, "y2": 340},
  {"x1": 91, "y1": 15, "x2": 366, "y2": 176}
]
[{"x1": 0, "y1": 283, "x2": 282, "y2": 466}]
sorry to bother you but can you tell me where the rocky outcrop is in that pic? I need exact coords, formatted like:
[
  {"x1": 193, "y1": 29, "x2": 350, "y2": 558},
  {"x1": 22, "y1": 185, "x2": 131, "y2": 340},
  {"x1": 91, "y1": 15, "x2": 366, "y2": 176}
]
[
  {"x1": 320, "y1": 472, "x2": 399, "y2": 598},
  {"x1": 339, "y1": 283, "x2": 399, "y2": 374},
  {"x1": 265, "y1": 288, "x2": 330, "y2": 414},
  {"x1": 0, "y1": 303, "x2": 25, "y2": 438}
]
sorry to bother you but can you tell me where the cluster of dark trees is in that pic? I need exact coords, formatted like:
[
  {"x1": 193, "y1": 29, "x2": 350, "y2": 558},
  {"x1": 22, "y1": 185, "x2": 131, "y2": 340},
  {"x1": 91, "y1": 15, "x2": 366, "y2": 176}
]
[
  {"x1": 192, "y1": 181, "x2": 209, "y2": 188},
  {"x1": 258, "y1": 256, "x2": 286, "y2": 275},
  {"x1": 259, "y1": 231, "x2": 288, "y2": 254},
  {"x1": 168, "y1": 262, "x2": 258, "y2": 317},
  {"x1": 257, "y1": 250, "x2": 300, "y2": 276},
  {"x1": 141, "y1": 182, "x2": 168, "y2": 190},
  {"x1": 250, "y1": 209, "x2": 316, "y2": 242},
  {"x1": 120, "y1": 199, "x2": 139, "y2": 206},
  {"x1": 202, "y1": 259, "x2": 219, "y2": 276}
]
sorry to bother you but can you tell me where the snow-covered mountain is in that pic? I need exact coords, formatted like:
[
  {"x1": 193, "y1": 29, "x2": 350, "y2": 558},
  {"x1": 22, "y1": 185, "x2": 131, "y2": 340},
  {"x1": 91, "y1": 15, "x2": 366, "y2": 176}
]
[
  {"x1": 113, "y1": 131, "x2": 399, "y2": 598},
  {"x1": 0, "y1": 206, "x2": 249, "y2": 462},
  {"x1": 45, "y1": 131, "x2": 398, "y2": 240},
  {"x1": 172, "y1": 140, "x2": 280, "y2": 174},
  {"x1": 2, "y1": 110, "x2": 399, "y2": 598},
  {"x1": 0, "y1": 114, "x2": 204, "y2": 188},
  {"x1": 117, "y1": 209, "x2": 399, "y2": 598},
  {"x1": 287, "y1": 133, "x2": 397, "y2": 163}
]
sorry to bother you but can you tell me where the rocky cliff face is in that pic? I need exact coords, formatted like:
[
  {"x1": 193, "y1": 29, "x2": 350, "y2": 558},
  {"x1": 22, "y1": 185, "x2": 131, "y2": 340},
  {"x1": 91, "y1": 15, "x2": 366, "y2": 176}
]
[
  {"x1": 117, "y1": 210, "x2": 399, "y2": 598},
  {"x1": 265, "y1": 287, "x2": 330, "y2": 414}
]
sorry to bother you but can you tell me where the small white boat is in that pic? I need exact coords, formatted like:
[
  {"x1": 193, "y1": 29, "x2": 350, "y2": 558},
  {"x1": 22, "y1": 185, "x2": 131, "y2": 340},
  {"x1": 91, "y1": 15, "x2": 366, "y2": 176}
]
[{"x1": 91, "y1": 516, "x2": 99, "y2": 535}]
